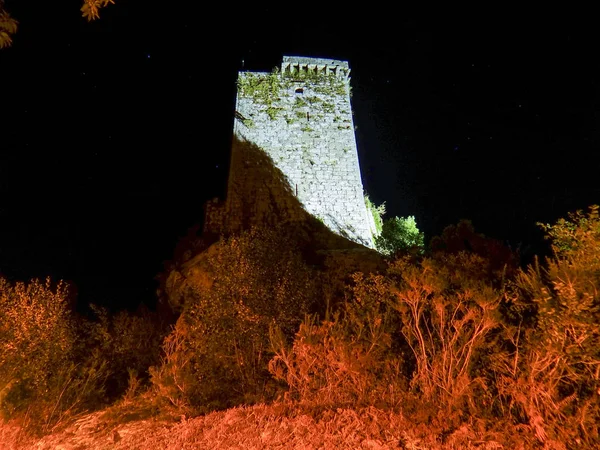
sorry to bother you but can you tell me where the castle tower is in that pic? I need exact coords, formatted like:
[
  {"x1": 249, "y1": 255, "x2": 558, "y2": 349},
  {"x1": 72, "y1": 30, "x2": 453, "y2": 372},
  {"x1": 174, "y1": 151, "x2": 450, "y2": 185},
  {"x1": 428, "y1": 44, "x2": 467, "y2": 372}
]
[{"x1": 211, "y1": 56, "x2": 375, "y2": 248}]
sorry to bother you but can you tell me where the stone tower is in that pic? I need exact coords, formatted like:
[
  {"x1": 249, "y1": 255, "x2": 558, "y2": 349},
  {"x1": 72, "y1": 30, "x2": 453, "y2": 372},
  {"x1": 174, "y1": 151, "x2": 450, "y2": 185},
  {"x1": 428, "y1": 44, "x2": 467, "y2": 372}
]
[{"x1": 206, "y1": 56, "x2": 375, "y2": 248}]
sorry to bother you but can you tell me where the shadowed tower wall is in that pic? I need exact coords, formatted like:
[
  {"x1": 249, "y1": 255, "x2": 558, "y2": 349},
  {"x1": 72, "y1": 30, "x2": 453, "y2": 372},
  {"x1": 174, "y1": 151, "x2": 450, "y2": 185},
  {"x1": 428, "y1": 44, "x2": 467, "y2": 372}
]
[{"x1": 217, "y1": 56, "x2": 375, "y2": 248}]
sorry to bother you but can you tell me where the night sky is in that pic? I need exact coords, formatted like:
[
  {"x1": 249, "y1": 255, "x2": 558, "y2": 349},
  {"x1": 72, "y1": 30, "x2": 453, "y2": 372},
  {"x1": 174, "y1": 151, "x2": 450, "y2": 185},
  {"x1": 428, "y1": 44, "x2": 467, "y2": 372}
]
[{"x1": 1, "y1": 5, "x2": 598, "y2": 310}]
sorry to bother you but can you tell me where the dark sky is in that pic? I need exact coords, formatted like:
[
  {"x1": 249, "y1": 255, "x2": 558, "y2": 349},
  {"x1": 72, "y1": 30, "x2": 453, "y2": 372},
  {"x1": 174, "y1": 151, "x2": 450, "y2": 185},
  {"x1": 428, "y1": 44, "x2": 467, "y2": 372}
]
[{"x1": 1, "y1": 4, "x2": 599, "y2": 310}]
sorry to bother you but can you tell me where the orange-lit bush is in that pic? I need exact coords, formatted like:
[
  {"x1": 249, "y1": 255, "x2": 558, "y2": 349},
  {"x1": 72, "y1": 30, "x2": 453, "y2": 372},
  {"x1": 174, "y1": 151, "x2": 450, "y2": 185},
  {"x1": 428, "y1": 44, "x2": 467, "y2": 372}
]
[
  {"x1": 84, "y1": 305, "x2": 165, "y2": 402},
  {"x1": 0, "y1": 277, "x2": 107, "y2": 432},
  {"x1": 495, "y1": 205, "x2": 600, "y2": 447},
  {"x1": 151, "y1": 226, "x2": 320, "y2": 412},
  {"x1": 430, "y1": 219, "x2": 519, "y2": 282},
  {"x1": 269, "y1": 251, "x2": 502, "y2": 418},
  {"x1": 269, "y1": 273, "x2": 405, "y2": 407},
  {"x1": 269, "y1": 300, "x2": 405, "y2": 407},
  {"x1": 386, "y1": 253, "x2": 503, "y2": 413}
]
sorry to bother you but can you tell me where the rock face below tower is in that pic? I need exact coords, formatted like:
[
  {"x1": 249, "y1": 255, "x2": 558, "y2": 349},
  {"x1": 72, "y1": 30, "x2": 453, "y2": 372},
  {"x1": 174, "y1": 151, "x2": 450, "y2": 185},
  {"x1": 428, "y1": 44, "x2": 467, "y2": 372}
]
[{"x1": 206, "y1": 56, "x2": 375, "y2": 248}]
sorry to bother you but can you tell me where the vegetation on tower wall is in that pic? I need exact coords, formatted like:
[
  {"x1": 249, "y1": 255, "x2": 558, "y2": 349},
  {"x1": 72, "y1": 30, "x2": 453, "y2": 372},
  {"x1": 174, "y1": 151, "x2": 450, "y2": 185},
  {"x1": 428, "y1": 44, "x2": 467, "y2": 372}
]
[
  {"x1": 364, "y1": 194, "x2": 385, "y2": 236},
  {"x1": 236, "y1": 67, "x2": 347, "y2": 122}
]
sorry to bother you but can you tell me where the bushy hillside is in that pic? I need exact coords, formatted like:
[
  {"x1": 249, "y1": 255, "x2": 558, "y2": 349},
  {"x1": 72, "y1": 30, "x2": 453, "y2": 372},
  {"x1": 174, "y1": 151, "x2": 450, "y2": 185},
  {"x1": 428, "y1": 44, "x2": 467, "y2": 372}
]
[{"x1": 1, "y1": 206, "x2": 599, "y2": 449}]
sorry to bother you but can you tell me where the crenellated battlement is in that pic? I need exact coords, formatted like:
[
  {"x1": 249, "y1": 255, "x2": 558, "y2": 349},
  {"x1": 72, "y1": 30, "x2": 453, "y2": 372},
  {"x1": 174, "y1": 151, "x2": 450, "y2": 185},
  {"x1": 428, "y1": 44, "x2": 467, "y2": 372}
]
[{"x1": 281, "y1": 56, "x2": 350, "y2": 79}]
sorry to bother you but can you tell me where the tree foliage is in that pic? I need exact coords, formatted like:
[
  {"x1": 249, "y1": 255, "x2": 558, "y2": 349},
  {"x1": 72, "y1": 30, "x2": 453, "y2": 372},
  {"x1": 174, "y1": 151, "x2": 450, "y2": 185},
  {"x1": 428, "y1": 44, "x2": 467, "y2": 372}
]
[
  {"x1": 269, "y1": 272, "x2": 404, "y2": 406},
  {"x1": 0, "y1": 0, "x2": 114, "y2": 49},
  {"x1": 375, "y1": 215, "x2": 425, "y2": 256},
  {"x1": 80, "y1": 0, "x2": 115, "y2": 22},
  {"x1": 0, "y1": 276, "x2": 165, "y2": 433},
  {"x1": 364, "y1": 194, "x2": 424, "y2": 256},
  {"x1": 151, "y1": 226, "x2": 321, "y2": 412},
  {"x1": 388, "y1": 253, "x2": 502, "y2": 411},
  {"x1": 364, "y1": 194, "x2": 386, "y2": 236},
  {"x1": 0, "y1": 1, "x2": 17, "y2": 49},
  {"x1": 83, "y1": 304, "x2": 165, "y2": 402},
  {"x1": 538, "y1": 204, "x2": 600, "y2": 261},
  {"x1": 0, "y1": 277, "x2": 107, "y2": 432},
  {"x1": 496, "y1": 205, "x2": 600, "y2": 446},
  {"x1": 267, "y1": 205, "x2": 600, "y2": 446},
  {"x1": 430, "y1": 219, "x2": 519, "y2": 282}
]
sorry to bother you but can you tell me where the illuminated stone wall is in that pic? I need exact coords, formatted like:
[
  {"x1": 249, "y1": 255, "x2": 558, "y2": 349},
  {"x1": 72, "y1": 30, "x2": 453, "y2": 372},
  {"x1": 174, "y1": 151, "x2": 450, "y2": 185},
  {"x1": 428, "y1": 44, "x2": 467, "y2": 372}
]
[{"x1": 210, "y1": 56, "x2": 375, "y2": 248}]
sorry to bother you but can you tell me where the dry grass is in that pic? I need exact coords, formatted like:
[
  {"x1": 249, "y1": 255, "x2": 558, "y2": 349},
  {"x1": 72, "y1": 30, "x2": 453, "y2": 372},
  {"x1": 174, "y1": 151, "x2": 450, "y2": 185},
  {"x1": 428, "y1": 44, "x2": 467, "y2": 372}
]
[{"x1": 1, "y1": 401, "x2": 518, "y2": 450}]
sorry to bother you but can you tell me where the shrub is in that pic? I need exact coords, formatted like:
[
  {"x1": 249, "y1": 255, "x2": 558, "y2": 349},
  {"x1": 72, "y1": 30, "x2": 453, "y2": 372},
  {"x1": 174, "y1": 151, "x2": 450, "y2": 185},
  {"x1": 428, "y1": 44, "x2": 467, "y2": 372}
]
[
  {"x1": 269, "y1": 250, "x2": 502, "y2": 419},
  {"x1": 151, "y1": 226, "x2": 320, "y2": 412},
  {"x1": 375, "y1": 216, "x2": 425, "y2": 256},
  {"x1": 147, "y1": 320, "x2": 197, "y2": 413},
  {"x1": 364, "y1": 194, "x2": 385, "y2": 236},
  {"x1": 386, "y1": 253, "x2": 503, "y2": 413},
  {"x1": 84, "y1": 305, "x2": 165, "y2": 402},
  {"x1": 496, "y1": 205, "x2": 600, "y2": 446},
  {"x1": 0, "y1": 277, "x2": 107, "y2": 433},
  {"x1": 430, "y1": 219, "x2": 518, "y2": 282},
  {"x1": 269, "y1": 272, "x2": 405, "y2": 407}
]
